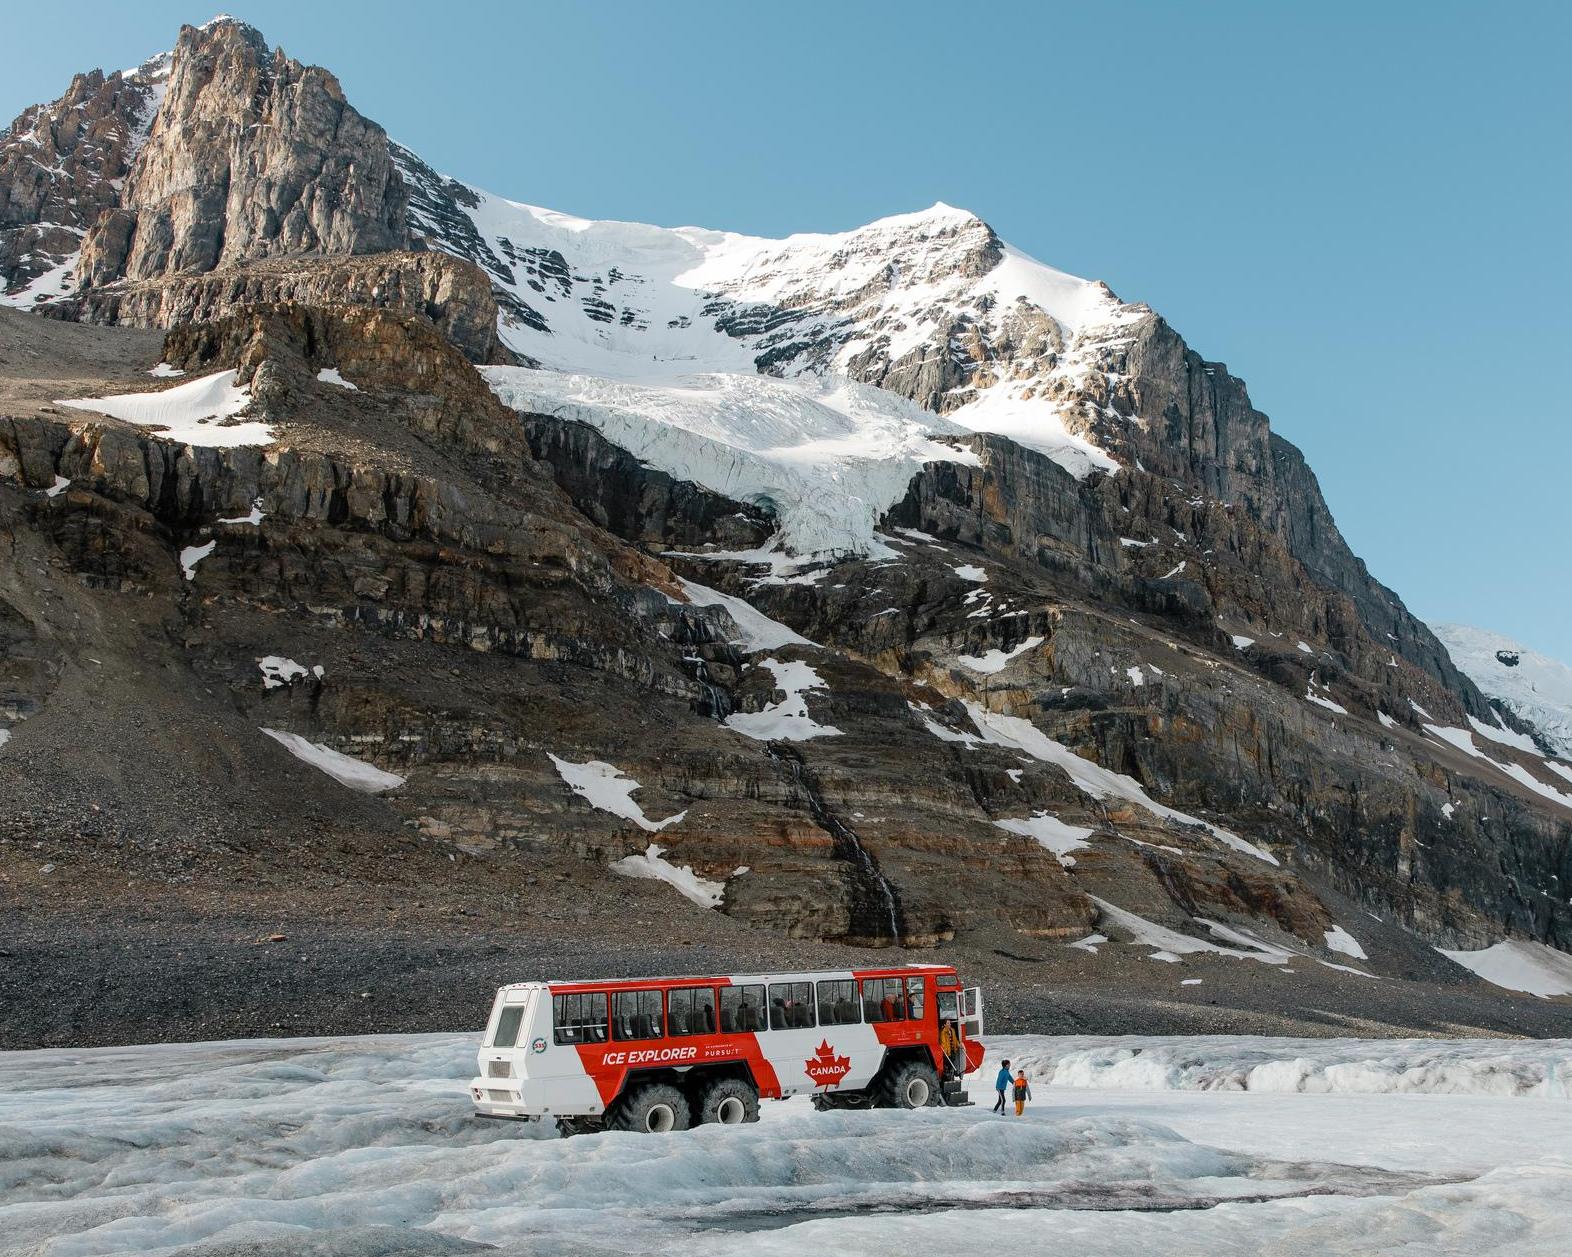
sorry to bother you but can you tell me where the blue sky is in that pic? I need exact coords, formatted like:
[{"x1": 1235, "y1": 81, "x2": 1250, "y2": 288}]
[{"x1": 7, "y1": 1, "x2": 1569, "y2": 657}]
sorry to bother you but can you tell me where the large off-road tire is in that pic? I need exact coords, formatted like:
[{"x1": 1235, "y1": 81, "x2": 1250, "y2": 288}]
[
  {"x1": 877, "y1": 1059, "x2": 940, "y2": 1109},
  {"x1": 607, "y1": 1082, "x2": 692, "y2": 1134},
  {"x1": 693, "y1": 1076, "x2": 760, "y2": 1126}
]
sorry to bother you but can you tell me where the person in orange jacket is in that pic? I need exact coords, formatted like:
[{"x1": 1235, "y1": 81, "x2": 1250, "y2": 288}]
[
  {"x1": 1012, "y1": 1068, "x2": 1032, "y2": 1116},
  {"x1": 939, "y1": 1019, "x2": 961, "y2": 1075}
]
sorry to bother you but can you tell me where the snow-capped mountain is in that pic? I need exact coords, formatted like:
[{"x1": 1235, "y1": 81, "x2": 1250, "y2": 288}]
[
  {"x1": 397, "y1": 143, "x2": 1141, "y2": 457},
  {"x1": 1434, "y1": 624, "x2": 1572, "y2": 760},
  {"x1": 396, "y1": 149, "x2": 1137, "y2": 553},
  {"x1": 10, "y1": 15, "x2": 1572, "y2": 1020}
]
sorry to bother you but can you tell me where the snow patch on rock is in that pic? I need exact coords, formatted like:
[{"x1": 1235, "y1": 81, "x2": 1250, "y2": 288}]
[
  {"x1": 1438, "y1": 939, "x2": 1572, "y2": 998},
  {"x1": 610, "y1": 843, "x2": 724, "y2": 909},
  {"x1": 963, "y1": 702, "x2": 1278, "y2": 865},
  {"x1": 548, "y1": 754, "x2": 685, "y2": 832},
  {"x1": 260, "y1": 728, "x2": 404, "y2": 793},
  {"x1": 59, "y1": 369, "x2": 274, "y2": 448},
  {"x1": 994, "y1": 812, "x2": 1094, "y2": 867},
  {"x1": 957, "y1": 636, "x2": 1043, "y2": 674},
  {"x1": 725, "y1": 659, "x2": 842, "y2": 742},
  {"x1": 316, "y1": 366, "x2": 358, "y2": 390}
]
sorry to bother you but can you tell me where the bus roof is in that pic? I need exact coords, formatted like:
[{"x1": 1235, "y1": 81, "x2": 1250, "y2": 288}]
[{"x1": 499, "y1": 963, "x2": 957, "y2": 995}]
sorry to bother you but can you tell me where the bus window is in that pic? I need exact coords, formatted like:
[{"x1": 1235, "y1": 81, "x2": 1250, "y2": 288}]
[
  {"x1": 862, "y1": 977, "x2": 904, "y2": 1022},
  {"x1": 906, "y1": 976, "x2": 926, "y2": 1021},
  {"x1": 668, "y1": 986, "x2": 717, "y2": 1036},
  {"x1": 719, "y1": 984, "x2": 766, "y2": 1033},
  {"x1": 768, "y1": 981, "x2": 816, "y2": 1030},
  {"x1": 492, "y1": 1004, "x2": 526, "y2": 1048},
  {"x1": 552, "y1": 992, "x2": 608, "y2": 1045},
  {"x1": 612, "y1": 989, "x2": 663, "y2": 1040},
  {"x1": 817, "y1": 979, "x2": 860, "y2": 1025}
]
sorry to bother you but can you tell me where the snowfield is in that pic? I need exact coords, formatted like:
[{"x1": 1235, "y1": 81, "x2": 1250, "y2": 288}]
[{"x1": 2, "y1": 1034, "x2": 1570, "y2": 1256}]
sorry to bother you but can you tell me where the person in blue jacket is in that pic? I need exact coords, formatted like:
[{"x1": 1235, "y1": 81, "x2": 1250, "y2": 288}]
[{"x1": 992, "y1": 1058, "x2": 1012, "y2": 1113}]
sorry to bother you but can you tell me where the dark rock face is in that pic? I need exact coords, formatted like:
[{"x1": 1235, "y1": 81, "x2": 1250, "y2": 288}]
[
  {"x1": 522, "y1": 415, "x2": 773, "y2": 551},
  {"x1": 78, "y1": 21, "x2": 410, "y2": 287},
  {"x1": 0, "y1": 306, "x2": 1096, "y2": 951},
  {"x1": 1088, "y1": 313, "x2": 1488, "y2": 717}
]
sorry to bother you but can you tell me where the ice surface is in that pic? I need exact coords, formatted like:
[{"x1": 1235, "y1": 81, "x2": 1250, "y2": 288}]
[
  {"x1": 724, "y1": 659, "x2": 842, "y2": 742},
  {"x1": 259, "y1": 728, "x2": 405, "y2": 793},
  {"x1": 484, "y1": 366, "x2": 977, "y2": 557},
  {"x1": 993, "y1": 1033, "x2": 1572, "y2": 1099},
  {"x1": 610, "y1": 843, "x2": 725, "y2": 908},
  {"x1": 43, "y1": 474, "x2": 70, "y2": 497},
  {"x1": 5, "y1": 1032, "x2": 1571, "y2": 1257},
  {"x1": 59, "y1": 369, "x2": 275, "y2": 448},
  {"x1": 1438, "y1": 940, "x2": 1572, "y2": 997},
  {"x1": 149, "y1": 362, "x2": 185, "y2": 378},
  {"x1": 1230, "y1": 634, "x2": 1255, "y2": 650},
  {"x1": 547, "y1": 754, "x2": 685, "y2": 832}
]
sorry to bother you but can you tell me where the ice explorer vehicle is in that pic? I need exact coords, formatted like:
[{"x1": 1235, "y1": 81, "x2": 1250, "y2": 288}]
[{"x1": 471, "y1": 964, "x2": 985, "y2": 1134}]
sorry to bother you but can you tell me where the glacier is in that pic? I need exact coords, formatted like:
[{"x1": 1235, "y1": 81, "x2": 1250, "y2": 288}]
[
  {"x1": 3, "y1": 1032, "x2": 1570, "y2": 1256},
  {"x1": 1434, "y1": 623, "x2": 1572, "y2": 760}
]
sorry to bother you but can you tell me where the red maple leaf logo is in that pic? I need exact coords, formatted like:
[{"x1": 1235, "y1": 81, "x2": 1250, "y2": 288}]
[{"x1": 804, "y1": 1039, "x2": 852, "y2": 1089}]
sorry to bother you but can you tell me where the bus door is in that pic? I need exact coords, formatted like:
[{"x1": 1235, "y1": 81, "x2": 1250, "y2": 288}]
[
  {"x1": 936, "y1": 988, "x2": 963, "y2": 1076},
  {"x1": 960, "y1": 986, "x2": 985, "y2": 1071},
  {"x1": 961, "y1": 986, "x2": 983, "y2": 1039}
]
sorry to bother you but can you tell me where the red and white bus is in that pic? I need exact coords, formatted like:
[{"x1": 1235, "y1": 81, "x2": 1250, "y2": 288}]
[{"x1": 470, "y1": 964, "x2": 985, "y2": 1134}]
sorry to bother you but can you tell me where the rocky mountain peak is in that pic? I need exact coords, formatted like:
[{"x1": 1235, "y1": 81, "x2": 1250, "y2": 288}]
[{"x1": 75, "y1": 16, "x2": 410, "y2": 287}]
